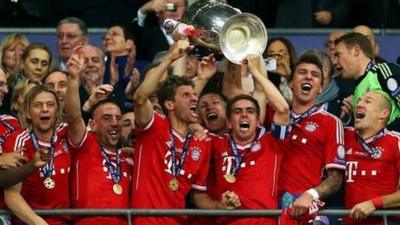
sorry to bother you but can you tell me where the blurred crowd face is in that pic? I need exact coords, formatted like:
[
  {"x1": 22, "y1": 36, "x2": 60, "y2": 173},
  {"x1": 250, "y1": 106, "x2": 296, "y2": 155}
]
[
  {"x1": 198, "y1": 93, "x2": 227, "y2": 134},
  {"x1": 82, "y1": 45, "x2": 105, "y2": 87},
  {"x1": 103, "y1": 26, "x2": 133, "y2": 56},
  {"x1": 324, "y1": 31, "x2": 345, "y2": 62},
  {"x1": 159, "y1": 0, "x2": 186, "y2": 23},
  {"x1": 266, "y1": 40, "x2": 291, "y2": 77},
  {"x1": 57, "y1": 23, "x2": 86, "y2": 61},
  {"x1": 120, "y1": 112, "x2": 136, "y2": 147},
  {"x1": 44, "y1": 71, "x2": 68, "y2": 105},
  {"x1": 3, "y1": 42, "x2": 26, "y2": 73},
  {"x1": 0, "y1": 69, "x2": 8, "y2": 106},
  {"x1": 353, "y1": 25, "x2": 379, "y2": 55},
  {"x1": 21, "y1": 48, "x2": 50, "y2": 82}
]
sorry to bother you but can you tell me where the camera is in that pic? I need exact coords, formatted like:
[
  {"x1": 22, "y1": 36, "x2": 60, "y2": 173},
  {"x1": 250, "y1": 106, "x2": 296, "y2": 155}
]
[
  {"x1": 166, "y1": 3, "x2": 177, "y2": 12},
  {"x1": 264, "y1": 58, "x2": 277, "y2": 71}
]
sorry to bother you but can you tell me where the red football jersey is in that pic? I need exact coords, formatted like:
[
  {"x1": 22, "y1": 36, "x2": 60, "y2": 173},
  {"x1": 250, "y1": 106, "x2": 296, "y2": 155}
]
[
  {"x1": 209, "y1": 128, "x2": 283, "y2": 225},
  {"x1": 3, "y1": 124, "x2": 71, "y2": 225},
  {"x1": 344, "y1": 128, "x2": 400, "y2": 225},
  {"x1": 0, "y1": 114, "x2": 20, "y2": 151},
  {"x1": 70, "y1": 131, "x2": 132, "y2": 225},
  {"x1": 131, "y1": 112, "x2": 211, "y2": 225},
  {"x1": 279, "y1": 107, "x2": 346, "y2": 195}
]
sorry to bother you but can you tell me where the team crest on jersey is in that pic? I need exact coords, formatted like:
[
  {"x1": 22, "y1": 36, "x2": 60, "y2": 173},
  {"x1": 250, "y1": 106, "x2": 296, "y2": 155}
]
[
  {"x1": 304, "y1": 122, "x2": 318, "y2": 132},
  {"x1": 337, "y1": 145, "x2": 345, "y2": 159},
  {"x1": 371, "y1": 146, "x2": 384, "y2": 159},
  {"x1": 190, "y1": 147, "x2": 201, "y2": 161},
  {"x1": 250, "y1": 143, "x2": 261, "y2": 152}
]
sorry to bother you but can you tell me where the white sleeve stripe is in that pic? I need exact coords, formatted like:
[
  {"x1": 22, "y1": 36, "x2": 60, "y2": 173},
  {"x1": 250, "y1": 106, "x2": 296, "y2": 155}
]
[
  {"x1": 192, "y1": 184, "x2": 207, "y2": 191},
  {"x1": 140, "y1": 112, "x2": 155, "y2": 131},
  {"x1": 326, "y1": 163, "x2": 346, "y2": 170},
  {"x1": 68, "y1": 130, "x2": 88, "y2": 149}
]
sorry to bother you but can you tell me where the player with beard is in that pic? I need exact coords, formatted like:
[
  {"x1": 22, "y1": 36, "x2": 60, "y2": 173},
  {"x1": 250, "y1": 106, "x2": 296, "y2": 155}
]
[
  {"x1": 120, "y1": 111, "x2": 136, "y2": 148},
  {"x1": 3, "y1": 84, "x2": 71, "y2": 225},
  {"x1": 278, "y1": 53, "x2": 345, "y2": 224},
  {"x1": 343, "y1": 91, "x2": 400, "y2": 225},
  {"x1": 65, "y1": 46, "x2": 132, "y2": 225},
  {"x1": 132, "y1": 39, "x2": 237, "y2": 225}
]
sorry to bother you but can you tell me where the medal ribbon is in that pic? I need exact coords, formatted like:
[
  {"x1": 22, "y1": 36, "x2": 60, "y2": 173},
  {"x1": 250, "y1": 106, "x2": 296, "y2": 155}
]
[
  {"x1": 30, "y1": 132, "x2": 55, "y2": 178},
  {"x1": 356, "y1": 129, "x2": 385, "y2": 157},
  {"x1": 289, "y1": 105, "x2": 319, "y2": 125},
  {"x1": 100, "y1": 146, "x2": 121, "y2": 184},
  {"x1": 170, "y1": 131, "x2": 192, "y2": 178},
  {"x1": 227, "y1": 129, "x2": 259, "y2": 176}
]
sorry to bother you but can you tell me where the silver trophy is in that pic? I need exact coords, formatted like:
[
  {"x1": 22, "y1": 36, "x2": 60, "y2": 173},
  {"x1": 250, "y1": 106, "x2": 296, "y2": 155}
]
[{"x1": 165, "y1": 0, "x2": 268, "y2": 64}]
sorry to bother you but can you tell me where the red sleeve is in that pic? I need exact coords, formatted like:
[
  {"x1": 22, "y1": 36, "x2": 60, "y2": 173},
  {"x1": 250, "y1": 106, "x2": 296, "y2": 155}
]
[
  {"x1": 324, "y1": 115, "x2": 346, "y2": 170},
  {"x1": 263, "y1": 104, "x2": 275, "y2": 131}
]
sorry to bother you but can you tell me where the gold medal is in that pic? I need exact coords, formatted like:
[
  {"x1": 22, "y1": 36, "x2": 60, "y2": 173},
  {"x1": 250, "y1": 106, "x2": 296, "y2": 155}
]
[
  {"x1": 168, "y1": 178, "x2": 179, "y2": 191},
  {"x1": 224, "y1": 174, "x2": 236, "y2": 183},
  {"x1": 113, "y1": 183, "x2": 123, "y2": 195},
  {"x1": 43, "y1": 177, "x2": 56, "y2": 189}
]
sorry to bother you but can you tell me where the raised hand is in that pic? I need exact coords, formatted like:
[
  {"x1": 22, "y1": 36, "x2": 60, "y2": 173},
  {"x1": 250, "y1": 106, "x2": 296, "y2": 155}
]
[
  {"x1": 67, "y1": 44, "x2": 85, "y2": 79},
  {"x1": 218, "y1": 191, "x2": 241, "y2": 209},
  {"x1": 32, "y1": 149, "x2": 50, "y2": 168},
  {"x1": 197, "y1": 54, "x2": 217, "y2": 80},
  {"x1": 167, "y1": 39, "x2": 193, "y2": 62}
]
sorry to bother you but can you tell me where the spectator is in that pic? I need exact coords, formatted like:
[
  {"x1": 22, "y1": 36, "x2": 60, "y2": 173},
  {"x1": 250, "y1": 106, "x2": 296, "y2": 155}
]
[
  {"x1": 134, "y1": 0, "x2": 187, "y2": 61},
  {"x1": 54, "y1": 17, "x2": 88, "y2": 71},
  {"x1": 263, "y1": 37, "x2": 298, "y2": 103},
  {"x1": 10, "y1": 80, "x2": 39, "y2": 129},
  {"x1": 277, "y1": 53, "x2": 345, "y2": 224},
  {"x1": 3, "y1": 85, "x2": 71, "y2": 225},
  {"x1": 42, "y1": 70, "x2": 68, "y2": 111},
  {"x1": 324, "y1": 31, "x2": 345, "y2": 65},
  {"x1": 65, "y1": 46, "x2": 132, "y2": 225},
  {"x1": 275, "y1": 0, "x2": 349, "y2": 27},
  {"x1": 344, "y1": 91, "x2": 400, "y2": 225},
  {"x1": 352, "y1": 25, "x2": 386, "y2": 63},
  {"x1": 0, "y1": 33, "x2": 29, "y2": 80},
  {"x1": 10, "y1": 43, "x2": 52, "y2": 88}
]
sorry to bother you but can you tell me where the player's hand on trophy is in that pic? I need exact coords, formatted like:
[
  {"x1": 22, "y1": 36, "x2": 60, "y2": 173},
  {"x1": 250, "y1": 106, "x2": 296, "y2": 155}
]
[
  {"x1": 218, "y1": 191, "x2": 241, "y2": 209},
  {"x1": 290, "y1": 192, "x2": 314, "y2": 217},
  {"x1": 245, "y1": 54, "x2": 267, "y2": 77},
  {"x1": 349, "y1": 200, "x2": 376, "y2": 220}
]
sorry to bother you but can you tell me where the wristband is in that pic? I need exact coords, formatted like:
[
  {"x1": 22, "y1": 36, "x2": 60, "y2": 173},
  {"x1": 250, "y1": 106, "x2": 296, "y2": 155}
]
[
  {"x1": 306, "y1": 188, "x2": 320, "y2": 200},
  {"x1": 371, "y1": 196, "x2": 384, "y2": 208}
]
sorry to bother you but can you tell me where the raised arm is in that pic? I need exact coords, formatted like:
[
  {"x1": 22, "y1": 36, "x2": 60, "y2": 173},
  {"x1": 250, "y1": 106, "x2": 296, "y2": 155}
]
[
  {"x1": 133, "y1": 39, "x2": 192, "y2": 127},
  {"x1": 64, "y1": 46, "x2": 86, "y2": 146},
  {"x1": 246, "y1": 55, "x2": 289, "y2": 125},
  {"x1": 222, "y1": 60, "x2": 246, "y2": 100},
  {"x1": 4, "y1": 183, "x2": 48, "y2": 225},
  {"x1": 193, "y1": 54, "x2": 217, "y2": 96}
]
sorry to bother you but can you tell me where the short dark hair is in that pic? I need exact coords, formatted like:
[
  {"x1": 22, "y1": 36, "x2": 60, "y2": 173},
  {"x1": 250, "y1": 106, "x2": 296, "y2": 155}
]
[
  {"x1": 290, "y1": 52, "x2": 324, "y2": 85},
  {"x1": 107, "y1": 23, "x2": 136, "y2": 42},
  {"x1": 90, "y1": 99, "x2": 121, "y2": 119},
  {"x1": 42, "y1": 69, "x2": 68, "y2": 84},
  {"x1": 334, "y1": 32, "x2": 374, "y2": 59},
  {"x1": 226, "y1": 94, "x2": 260, "y2": 119},
  {"x1": 157, "y1": 75, "x2": 194, "y2": 115}
]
